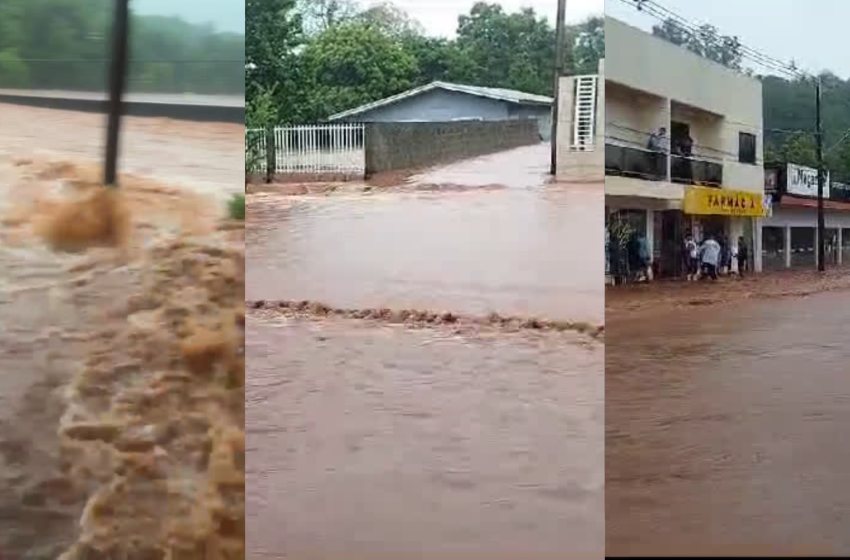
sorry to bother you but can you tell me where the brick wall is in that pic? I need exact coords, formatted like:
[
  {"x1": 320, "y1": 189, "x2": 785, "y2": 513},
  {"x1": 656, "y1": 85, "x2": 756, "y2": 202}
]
[{"x1": 364, "y1": 119, "x2": 540, "y2": 175}]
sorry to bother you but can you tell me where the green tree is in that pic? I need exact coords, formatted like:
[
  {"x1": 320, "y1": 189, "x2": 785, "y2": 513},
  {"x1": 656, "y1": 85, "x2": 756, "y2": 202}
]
[
  {"x1": 247, "y1": 0, "x2": 302, "y2": 102},
  {"x1": 568, "y1": 16, "x2": 604, "y2": 75},
  {"x1": 355, "y1": 2, "x2": 425, "y2": 38},
  {"x1": 455, "y1": 3, "x2": 556, "y2": 95},
  {"x1": 0, "y1": 0, "x2": 243, "y2": 94},
  {"x1": 0, "y1": 49, "x2": 29, "y2": 87},
  {"x1": 299, "y1": 22, "x2": 418, "y2": 120},
  {"x1": 652, "y1": 17, "x2": 743, "y2": 70},
  {"x1": 297, "y1": 0, "x2": 358, "y2": 35}
]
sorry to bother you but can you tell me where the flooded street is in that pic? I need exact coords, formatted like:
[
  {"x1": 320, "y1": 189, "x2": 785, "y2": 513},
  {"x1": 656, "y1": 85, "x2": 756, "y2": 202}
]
[
  {"x1": 606, "y1": 289, "x2": 850, "y2": 555},
  {"x1": 247, "y1": 144, "x2": 603, "y2": 325},
  {"x1": 0, "y1": 104, "x2": 245, "y2": 557},
  {"x1": 247, "y1": 313, "x2": 603, "y2": 560},
  {"x1": 247, "y1": 144, "x2": 604, "y2": 558},
  {"x1": 0, "y1": 102, "x2": 243, "y2": 202}
]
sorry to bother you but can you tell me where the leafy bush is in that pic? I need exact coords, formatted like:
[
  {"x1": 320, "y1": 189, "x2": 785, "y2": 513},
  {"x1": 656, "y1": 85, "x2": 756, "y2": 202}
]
[{"x1": 228, "y1": 194, "x2": 245, "y2": 221}]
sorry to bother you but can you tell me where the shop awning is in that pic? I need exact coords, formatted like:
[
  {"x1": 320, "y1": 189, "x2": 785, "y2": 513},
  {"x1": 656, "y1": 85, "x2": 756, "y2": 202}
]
[
  {"x1": 683, "y1": 186, "x2": 765, "y2": 217},
  {"x1": 779, "y1": 194, "x2": 850, "y2": 212}
]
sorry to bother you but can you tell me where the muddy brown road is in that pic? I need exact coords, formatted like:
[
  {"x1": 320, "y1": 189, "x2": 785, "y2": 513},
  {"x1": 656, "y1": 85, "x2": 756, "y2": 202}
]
[
  {"x1": 247, "y1": 314, "x2": 603, "y2": 560},
  {"x1": 606, "y1": 289, "x2": 850, "y2": 555}
]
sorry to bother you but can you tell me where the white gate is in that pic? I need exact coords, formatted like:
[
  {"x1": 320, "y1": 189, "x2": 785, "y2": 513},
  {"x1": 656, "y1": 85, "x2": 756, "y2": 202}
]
[
  {"x1": 276, "y1": 124, "x2": 365, "y2": 175},
  {"x1": 246, "y1": 124, "x2": 366, "y2": 176},
  {"x1": 572, "y1": 75, "x2": 597, "y2": 151}
]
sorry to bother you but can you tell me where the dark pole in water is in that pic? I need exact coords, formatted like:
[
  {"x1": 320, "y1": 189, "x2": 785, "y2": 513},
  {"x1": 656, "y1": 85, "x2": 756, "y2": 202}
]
[
  {"x1": 816, "y1": 76, "x2": 825, "y2": 272},
  {"x1": 104, "y1": 0, "x2": 131, "y2": 187},
  {"x1": 550, "y1": 0, "x2": 567, "y2": 175}
]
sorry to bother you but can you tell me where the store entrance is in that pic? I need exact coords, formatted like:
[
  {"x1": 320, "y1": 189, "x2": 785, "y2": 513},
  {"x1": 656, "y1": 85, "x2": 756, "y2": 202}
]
[
  {"x1": 699, "y1": 215, "x2": 727, "y2": 241},
  {"x1": 656, "y1": 210, "x2": 685, "y2": 277}
]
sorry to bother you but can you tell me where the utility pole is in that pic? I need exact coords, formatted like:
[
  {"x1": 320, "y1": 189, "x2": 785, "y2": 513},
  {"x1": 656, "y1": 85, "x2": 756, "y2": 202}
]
[
  {"x1": 550, "y1": 0, "x2": 567, "y2": 175},
  {"x1": 104, "y1": 0, "x2": 131, "y2": 187},
  {"x1": 816, "y1": 77, "x2": 825, "y2": 271}
]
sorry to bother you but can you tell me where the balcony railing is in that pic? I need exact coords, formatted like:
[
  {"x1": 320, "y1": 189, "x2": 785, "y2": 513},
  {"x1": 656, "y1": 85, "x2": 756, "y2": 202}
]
[
  {"x1": 670, "y1": 155, "x2": 723, "y2": 187},
  {"x1": 605, "y1": 144, "x2": 667, "y2": 181}
]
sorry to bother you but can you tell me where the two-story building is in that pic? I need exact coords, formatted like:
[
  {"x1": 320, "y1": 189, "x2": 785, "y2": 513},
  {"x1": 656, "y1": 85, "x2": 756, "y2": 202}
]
[{"x1": 605, "y1": 17, "x2": 766, "y2": 277}]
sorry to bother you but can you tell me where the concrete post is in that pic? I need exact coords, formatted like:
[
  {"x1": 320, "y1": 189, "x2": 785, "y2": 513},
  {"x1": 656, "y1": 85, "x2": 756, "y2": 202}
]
[
  {"x1": 556, "y1": 76, "x2": 575, "y2": 177},
  {"x1": 754, "y1": 218, "x2": 763, "y2": 273},
  {"x1": 784, "y1": 226, "x2": 792, "y2": 268},
  {"x1": 646, "y1": 209, "x2": 655, "y2": 255},
  {"x1": 839, "y1": 228, "x2": 844, "y2": 266}
]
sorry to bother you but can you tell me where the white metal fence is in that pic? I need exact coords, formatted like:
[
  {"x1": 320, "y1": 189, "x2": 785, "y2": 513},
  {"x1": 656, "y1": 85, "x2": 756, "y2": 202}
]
[{"x1": 246, "y1": 123, "x2": 365, "y2": 176}]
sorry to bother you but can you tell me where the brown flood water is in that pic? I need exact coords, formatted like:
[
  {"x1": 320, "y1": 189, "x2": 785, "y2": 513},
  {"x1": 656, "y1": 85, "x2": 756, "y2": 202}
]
[
  {"x1": 247, "y1": 314, "x2": 603, "y2": 560},
  {"x1": 247, "y1": 184, "x2": 603, "y2": 325},
  {"x1": 0, "y1": 104, "x2": 245, "y2": 557},
  {"x1": 247, "y1": 144, "x2": 604, "y2": 558},
  {"x1": 606, "y1": 289, "x2": 850, "y2": 555}
]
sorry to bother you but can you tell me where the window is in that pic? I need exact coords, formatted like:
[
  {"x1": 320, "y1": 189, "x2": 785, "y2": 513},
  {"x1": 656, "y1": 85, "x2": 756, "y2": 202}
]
[{"x1": 739, "y1": 132, "x2": 756, "y2": 164}]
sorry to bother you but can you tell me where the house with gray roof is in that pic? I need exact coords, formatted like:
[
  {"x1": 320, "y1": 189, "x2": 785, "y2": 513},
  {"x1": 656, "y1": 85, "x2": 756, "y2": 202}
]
[{"x1": 328, "y1": 81, "x2": 553, "y2": 140}]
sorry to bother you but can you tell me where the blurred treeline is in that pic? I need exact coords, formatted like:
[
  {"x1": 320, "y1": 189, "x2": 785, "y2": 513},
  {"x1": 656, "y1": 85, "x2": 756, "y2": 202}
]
[{"x1": 0, "y1": 0, "x2": 244, "y2": 95}]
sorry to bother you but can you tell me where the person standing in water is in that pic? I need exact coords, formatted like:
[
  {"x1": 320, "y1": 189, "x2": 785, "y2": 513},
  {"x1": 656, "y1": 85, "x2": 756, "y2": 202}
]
[
  {"x1": 684, "y1": 233, "x2": 699, "y2": 281},
  {"x1": 699, "y1": 234, "x2": 721, "y2": 281},
  {"x1": 737, "y1": 236, "x2": 749, "y2": 278}
]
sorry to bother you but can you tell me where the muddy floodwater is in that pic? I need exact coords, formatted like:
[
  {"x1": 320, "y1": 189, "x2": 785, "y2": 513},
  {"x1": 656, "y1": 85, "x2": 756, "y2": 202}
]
[
  {"x1": 0, "y1": 104, "x2": 244, "y2": 557},
  {"x1": 248, "y1": 185, "x2": 603, "y2": 325},
  {"x1": 247, "y1": 143, "x2": 604, "y2": 558},
  {"x1": 606, "y1": 289, "x2": 850, "y2": 555},
  {"x1": 247, "y1": 314, "x2": 603, "y2": 559}
]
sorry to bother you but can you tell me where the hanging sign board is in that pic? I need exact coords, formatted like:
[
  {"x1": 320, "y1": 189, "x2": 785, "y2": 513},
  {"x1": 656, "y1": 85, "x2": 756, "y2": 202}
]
[
  {"x1": 683, "y1": 186, "x2": 765, "y2": 217},
  {"x1": 787, "y1": 163, "x2": 830, "y2": 199}
]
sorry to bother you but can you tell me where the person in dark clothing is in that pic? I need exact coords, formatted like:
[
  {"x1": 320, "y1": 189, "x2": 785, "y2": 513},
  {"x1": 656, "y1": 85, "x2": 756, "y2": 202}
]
[
  {"x1": 627, "y1": 233, "x2": 643, "y2": 282},
  {"x1": 737, "y1": 236, "x2": 749, "y2": 277},
  {"x1": 684, "y1": 233, "x2": 699, "y2": 281},
  {"x1": 680, "y1": 133, "x2": 694, "y2": 157}
]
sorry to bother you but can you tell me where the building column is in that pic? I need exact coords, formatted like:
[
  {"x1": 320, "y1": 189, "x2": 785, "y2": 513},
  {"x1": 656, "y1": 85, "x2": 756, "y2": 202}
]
[
  {"x1": 784, "y1": 225, "x2": 792, "y2": 268},
  {"x1": 839, "y1": 228, "x2": 844, "y2": 266},
  {"x1": 753, "y1": 218, "x2": 763, "y2": 273},
  {"x1": 646, "y1": 209, "x2": 655, "y2": 253}
]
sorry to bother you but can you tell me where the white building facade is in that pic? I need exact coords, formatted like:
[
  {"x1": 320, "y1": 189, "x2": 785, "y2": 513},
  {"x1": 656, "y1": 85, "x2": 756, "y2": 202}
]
[
  {"x1": 605, "y1": 17, "x2": 766, "y2": 278},
  {"x1": 556, "y1": 59, "x2": 604, "y2": 182}
]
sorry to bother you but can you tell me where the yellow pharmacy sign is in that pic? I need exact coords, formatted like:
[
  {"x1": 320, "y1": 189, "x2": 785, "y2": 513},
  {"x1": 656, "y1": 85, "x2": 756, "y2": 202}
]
[{"x1": 683, "y1": 186, "x2": 764, "y2": 217}]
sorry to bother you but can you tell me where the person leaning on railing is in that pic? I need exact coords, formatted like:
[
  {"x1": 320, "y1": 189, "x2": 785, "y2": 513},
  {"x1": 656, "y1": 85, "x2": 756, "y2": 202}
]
[{"x1": 646, "y1": 127, "x2": 667, "y2": 152}]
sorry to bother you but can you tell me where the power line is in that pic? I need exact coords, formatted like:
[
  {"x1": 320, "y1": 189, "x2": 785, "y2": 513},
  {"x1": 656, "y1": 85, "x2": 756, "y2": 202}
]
[
  {"x1": 631, "y1": 0, "x2": 803, "y2": 79},
  {"x1": 640, "y1": 0, "x2": 809, "y2": 79},
  {"x1": 614, "y1": 0, "x2": 805, "y2": 80}
]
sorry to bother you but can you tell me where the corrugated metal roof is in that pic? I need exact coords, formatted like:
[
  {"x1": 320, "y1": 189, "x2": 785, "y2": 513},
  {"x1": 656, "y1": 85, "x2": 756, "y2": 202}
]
[{"x1": 328, "y1": 81, "x2": 553, "y2": 121}]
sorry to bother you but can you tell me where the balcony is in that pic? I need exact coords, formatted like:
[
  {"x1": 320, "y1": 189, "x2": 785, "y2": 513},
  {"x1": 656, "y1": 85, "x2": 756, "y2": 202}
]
[
  {"x1": 605, "y1": 143, "x2": 667, "y2": 181},
  {"x1": 670, "y1": 155, "x2": 723, "y2": 187}
]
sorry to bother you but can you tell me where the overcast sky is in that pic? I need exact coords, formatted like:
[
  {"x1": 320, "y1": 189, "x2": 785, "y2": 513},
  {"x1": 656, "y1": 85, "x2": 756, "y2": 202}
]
[
  {"x1": 132, "y1": 0, "x2": 245, "y2": 34},
  {"x1": 375, "y1": 0, "x2": 603, "y2": 38},
  {"x1": 607, "y1": 0, "x2": 849, "y2": 79}
]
